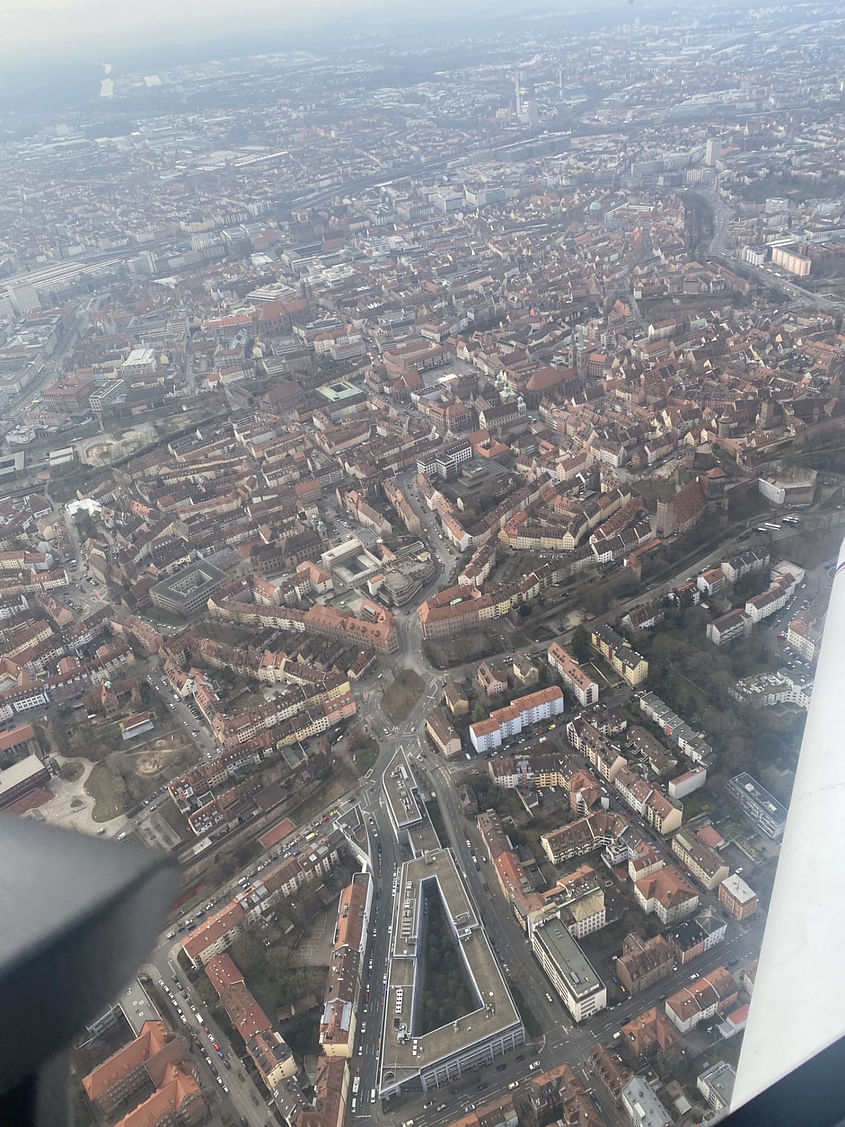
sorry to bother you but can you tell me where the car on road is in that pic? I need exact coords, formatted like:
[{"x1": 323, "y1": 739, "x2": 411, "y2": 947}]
[
  {"x1": 496, "y1": 1064, "x2": 506, "y2": 1071},
  {"x1": 529, "y1": 1061, "x2": 541, "y2": 1071}
]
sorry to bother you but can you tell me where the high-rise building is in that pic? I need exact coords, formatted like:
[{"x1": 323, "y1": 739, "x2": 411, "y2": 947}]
[{"x1": 705, "y1": 138, "x2": 722, "y2": 166}]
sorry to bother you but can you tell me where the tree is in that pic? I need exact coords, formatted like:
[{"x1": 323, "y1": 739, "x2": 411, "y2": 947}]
[
  {"x1": 582, "y1": 584, "x2": 612, "y2": 616},
  {"x1": 571, "y1": 626, "x2": 592, "y2": 665}
]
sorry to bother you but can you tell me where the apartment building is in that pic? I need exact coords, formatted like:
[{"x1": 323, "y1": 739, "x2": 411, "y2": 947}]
[
  {"x1": 211, "y1": 592, "x2": 399, "y2": 654},
  {"x1": 182, "y1": 835, "x2": 340, "y2": 965},
  {"x1": 668, "y1": 767, "x2": 707, "y2": 800},
  {"x1": 644, "y1": 790, "x2": 684, "y2": 836},
  {"x1": 425, "y1": 707, "x2": 463, "y2": 758},
  {"x1": 469, "y1": 686, "x2": 564, "y2": 754},
  {"x1": 205, "y1": 954, "x2": 297, "y2": 1088},
  {"x1": 697, "y1": 1061, "x2": 737, "y2": 1114},
  {"x1": 547, "y1": 642, "x2": 599, "y2": 707},
  {"x1": 637, "y1": 692, "x2": 712, "y2": 765},
  {"x1": 295, "y1": 1057, "x2": 348, "y2": 1127},
  {"x1": 720, "y1": 548, "x2": 770, "y2": 584},
  {"x1": 744, "y1": 572, "x2": 799, "y2": 623},
  {"x1": 81, "y1": 1022, "x2": 204, "y2": 1125},
  {"x1": 477, "y1": 661, "x2": 508, "y2": 696},
  {"x1": 588, "y1": 1044, "x2": 633, "y2": 1102},
  {"x1": 541, "y1": 810, "x2": 631, "y2": 867},
  {"x1": 664, "y1": 967, "x2": 739, "y2": 1034},
  {"x1": 492, "y1": 849, "x2": 544, "y2": 927},
  {"x1": 671, "y1": 828, "x2": 729, "y2": 890},
  {"x1": 615, "y1": 934, "x2": 676, "y2": 995},
  {"x1": 619, "y1": 1007, "x2": 678, "y2": 1059},
  {"x1": 668, "y1": 908, "x2": 728, "y2": 965},
  {"x1": 620, "y1": 1076, "x2": 672, "y2": 1127},
  {"x1": 613, "y1": 765, "x2": 655, "y2": 816},
  {"x1": 718, "y1": 873, "x2": 759, "y2": 921},
  {"x1": 444, "y1": 682, "x2": 469, "y2": 716},
  {"x1": 634, "y1": 864, "x2": 699, "y2": 924},
  {"x1": 727, "y1": 772, "x2": 787, "y2": 839},
  {"x1": 590, "y1": 624, "x2": 648, "y2": 686},
  {"x1": 318, "y1": 874, "x2": 370, "y2": 1060},
  {"x1": 706, "y1": 608, "x2": 751, "y2": 646},
  {"x1": 771, "y1": 245, "x2": 811, "y2": 276},
  {"x1": 730, "y1": 670, "x2": 813, "y2": 710},
  {"x1": 566, "y1": 717, "x2": 626, "y2": 782},
  {"x1": 511, "y1": 654, "x2": 539, "y2": 688},
  {"x1": 526, "y1": 865, "x2": 607, "y2": 941},
  {"x1": 786, "y1": 616, "x2": 821, "y2": 661},
  {"x1": 696, "y1": 567, "x2": 725, "y2": 596}
]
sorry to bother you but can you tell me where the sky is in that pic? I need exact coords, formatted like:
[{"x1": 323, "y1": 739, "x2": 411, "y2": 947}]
[
  {"x1": 0, "y1": 0, "x2": 477, "y2": 61},
  {"x1": 0, "y1": 0, "x2": 386, "y2": 60}
]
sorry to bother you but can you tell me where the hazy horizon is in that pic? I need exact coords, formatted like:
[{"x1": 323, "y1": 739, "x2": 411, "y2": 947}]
[{"x1": 0, "y1": 0, "x2": 658, "y2": 65}]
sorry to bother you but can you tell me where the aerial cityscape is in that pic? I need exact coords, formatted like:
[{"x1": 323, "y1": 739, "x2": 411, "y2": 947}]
[{"x1": 2, "y1": 1, "x2": 845, "y2": 1125}]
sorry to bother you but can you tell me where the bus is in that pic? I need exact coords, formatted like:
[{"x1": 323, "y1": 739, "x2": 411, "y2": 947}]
[
  {"x1": 762, "y1": 522, "x2": 782, "y2": 532},
  {"x1": 352, "y1": 1077, "x2": 361, "y2": 1096},
  {"x1": 304, "y1": 831, "x2": 317, "y2": 843},
  {"x1": 782, "y1": 515, "x2": 801, "y2": 525}
]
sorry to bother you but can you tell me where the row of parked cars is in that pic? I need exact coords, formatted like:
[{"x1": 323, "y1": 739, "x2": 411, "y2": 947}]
[{"x1": 160, "y1": 974, "x2": 231, "y2": 1092}]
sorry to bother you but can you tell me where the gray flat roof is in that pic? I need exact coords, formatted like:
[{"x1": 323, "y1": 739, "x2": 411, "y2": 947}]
[
  {"x1": 622, "y1": 1075, "x2": 671, "y2": 1127},
  {"x1": 533, "y1": 917, "x2": 603, "y2": 999},
  {"x1": 119, "y1": 978, "x2": 159, "y2": 1036},
  {"x1": 383, "y1": 750, "x2": 424, "y2": 831},
  {"x1": 408, "y1": 820, "x2": 441, "y2": 856},
  {"x1": 150, "y1": 559, "x2": 226, "y2": 600},
  {"x1": 0, "y1": 753, "x2": 46, "y2": 796},
  {"x1": 380, "y1": 849, "x2": 521, "y2": 1090}
]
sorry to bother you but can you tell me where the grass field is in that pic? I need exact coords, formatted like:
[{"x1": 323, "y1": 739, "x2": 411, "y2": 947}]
[
  {"x1": 381, "y1": 668, "x2": 425, "y2": 723},
  {"x1": 84, "y1": 761, "x2": 126, "y2": 821},
  {"x1": 353, "y1": 739, "x2": 380, "y2": 776}
]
